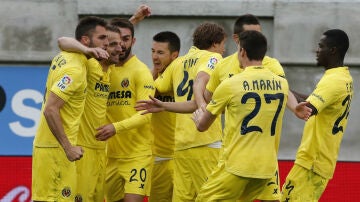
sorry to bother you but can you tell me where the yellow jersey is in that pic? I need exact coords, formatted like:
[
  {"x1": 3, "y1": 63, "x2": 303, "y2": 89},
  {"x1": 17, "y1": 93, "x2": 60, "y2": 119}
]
[
  {"x1": 295, "y1": 67, "x2": 353, "y2": 179},
  {"x1": 207, "y1": 66, "x2": 289, "y2": 178},
  {"x1": 77, "y1": 58, "x2": 112, "y2": 149},
  {"x1": 34, "y1": 51, "x2": 87, "y2": 147},
  {"x1": 152, "y1": 89, "x2": 176, "y2": 158},
  {"x1": 106, "y1": 56, "x2": 155, "y2": 158},
  {"x1": 155, "y1": 46, "x2": 223, "y2": 151},
  {"x1": 206, "y1": 52, "x2": 285, "y2": 93}
]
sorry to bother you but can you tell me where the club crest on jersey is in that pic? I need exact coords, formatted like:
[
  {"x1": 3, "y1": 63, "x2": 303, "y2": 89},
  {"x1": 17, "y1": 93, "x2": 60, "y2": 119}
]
[
  {"x1": 207, "y1": 57, "x2": 218, "y2": 69},
  {"x1": 61, "y1": 187, "x2": 71, "y2": 198},
  {"x1": 121, "y1": 78, "x2": 129, "y2": 88},
  {"x1": 57, "y1": 75, "x2": 72, "y2": 91},
  {"x1": 75, "y1": 194, "x2": 83, "y2": 202}
]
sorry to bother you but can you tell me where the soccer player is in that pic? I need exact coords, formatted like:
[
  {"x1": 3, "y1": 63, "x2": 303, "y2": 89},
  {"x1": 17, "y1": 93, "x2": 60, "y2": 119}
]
[
  {"x1": 55, "y1": 6, "x2": 151, "y2": 202},
  {"x1": 149, "y1": 31, "x2": 180, "y2": 202},
  {"x1": 204, "y1": 14, "x2": 307, "y2": 202},
  {"x1": 281, "y1": 29, "x2": 353, "y2": 201},
  {"x1": 193, "y1": 30, "x2": 289, "y2": 202},
  {"x1": 58, "y1": 25, "x2": 123, "y2": 202},
  {"x1": 136, "y1": 22, "x2": 226, "y2": 202},
  {"x1": 95, "y1": 18, "x2": 155, "y2": 202},
  {"x1": 32, "y1": 16, "x2": 109, "y2": 202}
]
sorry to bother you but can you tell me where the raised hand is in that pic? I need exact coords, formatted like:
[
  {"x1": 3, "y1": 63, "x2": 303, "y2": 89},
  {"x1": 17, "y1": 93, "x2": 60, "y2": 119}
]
[{"x1": 130, "y1": 4, "x2": 152, "y2": 24}]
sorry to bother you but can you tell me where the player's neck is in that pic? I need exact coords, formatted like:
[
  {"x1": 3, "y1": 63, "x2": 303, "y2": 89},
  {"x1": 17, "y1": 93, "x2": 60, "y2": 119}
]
[
  {"x1": 118, "y1": 54, "x2": 134, "y2": 66},
  {"x1": 242, "y1": 59, "x2": 262, "y2": 69}
]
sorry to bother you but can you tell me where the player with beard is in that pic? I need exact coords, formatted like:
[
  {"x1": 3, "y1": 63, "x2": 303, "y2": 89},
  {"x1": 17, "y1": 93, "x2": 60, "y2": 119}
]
[
  {"x1": 95, "y1": 18, "x2": 155, "y2": 202},
  {"x1": 32, "y1": 16, "x2": 109, "y2": 202},
  {"x1": 58, "y1": 25, "x2": 123, "y2": 201}
]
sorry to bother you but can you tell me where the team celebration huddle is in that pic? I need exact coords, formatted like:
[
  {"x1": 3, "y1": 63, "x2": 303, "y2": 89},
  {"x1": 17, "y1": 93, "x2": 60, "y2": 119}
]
[{"x1": 31, "y1": 4, "x2": 353, "y2": 202}]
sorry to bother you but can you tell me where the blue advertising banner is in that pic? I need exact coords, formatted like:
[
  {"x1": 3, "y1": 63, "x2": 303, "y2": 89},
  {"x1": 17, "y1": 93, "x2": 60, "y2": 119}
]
[{"x1": 0, "y1": 66, "x2": 48, "y2": 155}]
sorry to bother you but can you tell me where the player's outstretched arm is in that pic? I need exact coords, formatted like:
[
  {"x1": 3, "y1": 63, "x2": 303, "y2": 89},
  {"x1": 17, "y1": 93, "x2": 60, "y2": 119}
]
[
  {"x1": 287, "y1": 90, "x2": 313, "y2": 120},
  {"x1": 294, "y1": 101, "x2": 312, "y2": 121},
  {"x1": 291, "y1": 89, "x2": 308, "y2": 103},
  {"x1": 135, "y1": 96, "x2": 165, "y2": 114},
  {"x1": 135, "y1": 95, "x2": 198, "y2": 114}
]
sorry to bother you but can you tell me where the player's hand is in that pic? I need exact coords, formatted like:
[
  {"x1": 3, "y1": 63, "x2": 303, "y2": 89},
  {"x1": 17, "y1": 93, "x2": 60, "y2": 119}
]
[
  {"x1": 130, "y1": 4, "x2": 151, "y2": 24},
  {"x1": 295, "y1": 101, "x2": 312, "y2": 121},
  {"x1": 135, "y1": 4, "x2": 151, "y2": 19},
  {"x1": 135, "y1": 95, "x2": 165, "y2": 114},
  {"x1": 192, "y1": 107, "x2": 205, "y2": 124},
  {"x1": 64, "y1": 145, "x2": 84, "y2": 162},
  {"x1": 95, "y1": 124, "x2": 116, "y2": 141},
  {"x1": 85, "y1": 47, "x2": 109, "y2": 60}
]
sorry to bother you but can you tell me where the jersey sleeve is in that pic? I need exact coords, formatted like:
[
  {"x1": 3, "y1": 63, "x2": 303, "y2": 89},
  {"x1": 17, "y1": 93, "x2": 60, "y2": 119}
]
[
  {"x1": 206, "y1": 62, "x2": 222, "y2": 93},
  {"x1": 306, "y1": 76, "x2": 339, "y2": 113},
  {"x1": 50, "y1": 67, "x2": 84, "y2": 102},
  {"x1": 197, "y1": 53, "x2": 222, "y2": 76}
]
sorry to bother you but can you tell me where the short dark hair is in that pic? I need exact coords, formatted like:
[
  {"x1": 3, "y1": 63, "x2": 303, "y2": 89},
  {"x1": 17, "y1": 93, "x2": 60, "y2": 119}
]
[
  {"x1": 75, "y1": 16, "x2": 108, "y2": 41},
  {"x1": 323, "y1": 29, "x2": 349, "y2": 60},
  {"x1": 239, "y1": 30, "x2": 267, "y2": 61},
  {"x1": 233, "y1": 14, "x2": 260, "y2": 35},
  {"x1": 106, "y1": 25, "x2": 121, "y2": 34},
  {"x1": 153, "y1": 31, "x2": 181, "y2": 53},
  {"x1": 110, "y1": 18, "x2": 134, "y2": 37},
  {"x1": 193, "y1": 22, "x2": 226, "y2": 50}
]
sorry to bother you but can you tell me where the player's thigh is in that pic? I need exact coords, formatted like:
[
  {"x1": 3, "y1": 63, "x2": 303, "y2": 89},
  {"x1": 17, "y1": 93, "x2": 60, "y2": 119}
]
[
  {"x1": 149, "y1": 160, "x2": 174, "y2": 202},
  {"x1": 255, "y1": 167, "x2": 281, "y2": 201},
  {"x1": 122, "y1": 155, "x2": 154, "y2": 197},
  {"x1": 105, "y1": 157, "x2": 126, "y2": 202},
  {"x1": 173, "y1": 150, "x2": 196, "y2": 202},
  {"x1": 186, "y1": 146, "x2": 220, "y2": 191},
  {"x1": 281, "y1": 164, "x2": 328, "y2": 202},
  {"x1": 196, "y1": 163, "x2": 268, "y2": 202},
  {"x1": 173, "y1": 147, "x2": 219, "y2": 202},
  {"x1": 76, "y1": 147, "x2": 106, "y2": 202},
  {"x1": 32, "y1": 147, "x2": 77, "y2": 202}
]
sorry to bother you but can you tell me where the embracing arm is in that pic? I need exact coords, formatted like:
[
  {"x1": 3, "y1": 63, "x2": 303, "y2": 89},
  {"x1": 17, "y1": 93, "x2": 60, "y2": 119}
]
[{"x1": 57, "y1": 37, "x2": 109, "y2": 59}]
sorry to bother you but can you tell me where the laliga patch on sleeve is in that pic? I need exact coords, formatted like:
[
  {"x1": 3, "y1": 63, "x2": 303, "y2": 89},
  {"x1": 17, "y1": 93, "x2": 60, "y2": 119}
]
[
  {"x1": 207, "y1": 57, "x2": 218, "y2": 69},
  {"x1": 57, "y1": 75, "x2": 73, "y2": 91}
]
